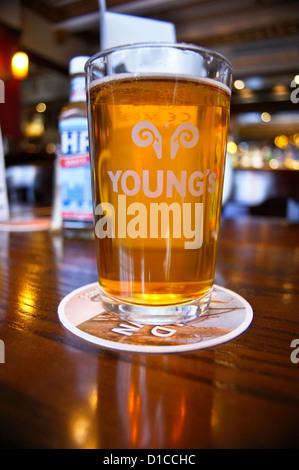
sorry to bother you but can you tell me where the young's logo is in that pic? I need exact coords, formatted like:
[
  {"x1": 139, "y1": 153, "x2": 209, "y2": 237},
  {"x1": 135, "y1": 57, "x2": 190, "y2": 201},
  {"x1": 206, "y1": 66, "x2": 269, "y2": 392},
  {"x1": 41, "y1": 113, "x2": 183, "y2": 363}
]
[
  {"x1": 132, "y1": 121, "x2": 162, "y2": 159},
  {"x1": 131, "y1": 121, "x2": 199, "y2": 159},
  {"x1": 95, "y1": 121, "x2": 216, "y2": 249},
  {"x1": 170, "y1": 123, "x2": 199, "y2": 159}
]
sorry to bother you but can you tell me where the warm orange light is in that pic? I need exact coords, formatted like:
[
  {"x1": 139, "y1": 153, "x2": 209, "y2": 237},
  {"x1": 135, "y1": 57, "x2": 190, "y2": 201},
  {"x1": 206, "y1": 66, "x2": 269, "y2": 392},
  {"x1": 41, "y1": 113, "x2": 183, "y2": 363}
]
[
  {"x1": 11, "y1": 52, "x2": 29, "y2": 80},
  {"x1": 274, "y1": 134, "x2": 289, "y2": 149},
  {"x1": 227, "y1": 141, "x2": 238, "y2": 154},
  {"x1": 292, "y1": 133, "x2": 299, "y2": 147}
]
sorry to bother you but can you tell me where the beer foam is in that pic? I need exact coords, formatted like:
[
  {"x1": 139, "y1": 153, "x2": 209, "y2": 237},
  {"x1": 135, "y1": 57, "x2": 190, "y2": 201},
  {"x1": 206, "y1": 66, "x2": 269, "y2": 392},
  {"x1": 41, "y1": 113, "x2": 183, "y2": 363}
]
[{"x1": 89, "y1": 72, "x2": 231, "y2": 96}]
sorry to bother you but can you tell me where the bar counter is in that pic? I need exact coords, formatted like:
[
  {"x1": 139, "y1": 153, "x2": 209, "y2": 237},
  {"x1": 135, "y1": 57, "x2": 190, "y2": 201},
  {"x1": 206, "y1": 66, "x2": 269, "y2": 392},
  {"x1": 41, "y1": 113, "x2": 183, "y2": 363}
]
[{"x1": 0, "y1": 215, "x2": 298, "y2": 449}]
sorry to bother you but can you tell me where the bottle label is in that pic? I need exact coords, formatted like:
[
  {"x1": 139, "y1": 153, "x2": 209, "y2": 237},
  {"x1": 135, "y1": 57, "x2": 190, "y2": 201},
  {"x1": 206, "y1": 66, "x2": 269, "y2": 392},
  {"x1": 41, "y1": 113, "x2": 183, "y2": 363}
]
[
  {"x1": 70, "y1": 76, "x2": 86, "y2": 102},
  {"x1": 59, "y1": 117, "x2": 93, "y2": 227}
]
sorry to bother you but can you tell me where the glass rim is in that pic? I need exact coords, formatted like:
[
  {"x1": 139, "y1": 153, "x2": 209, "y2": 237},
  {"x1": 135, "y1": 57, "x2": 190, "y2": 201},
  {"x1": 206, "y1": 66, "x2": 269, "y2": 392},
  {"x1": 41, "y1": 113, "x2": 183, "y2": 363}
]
[{"x1": 85, "y1": 41, "x2": 232, "y2": 71}]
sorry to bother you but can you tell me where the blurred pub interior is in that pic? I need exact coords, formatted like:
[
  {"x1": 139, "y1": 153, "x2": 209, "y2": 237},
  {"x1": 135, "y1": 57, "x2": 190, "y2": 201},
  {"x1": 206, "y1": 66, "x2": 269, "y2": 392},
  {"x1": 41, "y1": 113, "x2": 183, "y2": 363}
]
[{"x1": 0, "y1": 0, "x2": 298, "y2": 220}]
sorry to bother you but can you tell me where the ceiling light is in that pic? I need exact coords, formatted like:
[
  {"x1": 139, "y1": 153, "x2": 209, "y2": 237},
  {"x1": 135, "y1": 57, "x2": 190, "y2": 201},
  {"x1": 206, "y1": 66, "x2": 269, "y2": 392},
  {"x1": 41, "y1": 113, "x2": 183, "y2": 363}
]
[
  {"x1": 239, "y1": 88, "x2": 254, "y2": 98},
  {"x1": 274, "y1": 135, "x2": 288, "y2": 149},
  {"x1": 11, "y1": 52, "x2": 29, "y2": 80},
  {"x1": 227, "y1": 141, "x2": 237, "y2": 154},
  {"x1": 261, "y1": 112, "x2": 271, "y2": 122},
  {"x1": 36, "y1": 102, "x2": 47, "y2": 113},
  {"x1": 269, "y1": 159, "x2": 279, "y2": 169},
  {"x1": 273, "y1": 84, "x2": 288, "y2": 95}
]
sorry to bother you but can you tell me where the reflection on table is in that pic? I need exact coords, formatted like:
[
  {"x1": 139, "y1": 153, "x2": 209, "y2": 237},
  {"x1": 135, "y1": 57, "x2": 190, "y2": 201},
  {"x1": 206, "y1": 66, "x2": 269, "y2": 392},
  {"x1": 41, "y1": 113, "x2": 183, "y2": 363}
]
[{"x1": 0, "y1": 215, "x2": 298, "y2": 448}]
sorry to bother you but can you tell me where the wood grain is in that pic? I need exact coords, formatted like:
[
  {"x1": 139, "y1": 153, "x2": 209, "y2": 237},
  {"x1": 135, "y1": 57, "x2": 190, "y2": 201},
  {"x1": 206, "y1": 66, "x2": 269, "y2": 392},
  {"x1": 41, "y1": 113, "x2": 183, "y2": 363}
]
[{"x1": 0, "y1": 216, "x2": 298, "y2": 449}]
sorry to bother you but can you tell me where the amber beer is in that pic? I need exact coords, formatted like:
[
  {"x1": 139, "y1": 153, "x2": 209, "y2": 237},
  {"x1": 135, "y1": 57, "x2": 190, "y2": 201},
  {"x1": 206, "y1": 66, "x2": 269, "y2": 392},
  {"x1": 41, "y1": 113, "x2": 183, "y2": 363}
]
[{"x1": 88, "y1": 73, "x2": 230, "y2": 312}]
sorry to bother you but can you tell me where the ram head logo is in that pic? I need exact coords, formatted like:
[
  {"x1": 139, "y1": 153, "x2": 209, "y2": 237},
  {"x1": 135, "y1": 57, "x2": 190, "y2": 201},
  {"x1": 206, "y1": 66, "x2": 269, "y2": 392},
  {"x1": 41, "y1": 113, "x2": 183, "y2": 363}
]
[
  {"x1": 131, "y1": 121, "x2": 162, "y2": 159},
  {"x1": 132, "y1": 121, "x2": 199, "y2": 159}
]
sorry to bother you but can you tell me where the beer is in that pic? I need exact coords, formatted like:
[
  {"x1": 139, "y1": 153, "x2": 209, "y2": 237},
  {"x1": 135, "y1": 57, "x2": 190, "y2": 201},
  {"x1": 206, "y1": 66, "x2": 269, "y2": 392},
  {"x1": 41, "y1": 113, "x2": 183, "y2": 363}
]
[{"x1": 87, "y1": 74, "x2": 230, "y2": 308}]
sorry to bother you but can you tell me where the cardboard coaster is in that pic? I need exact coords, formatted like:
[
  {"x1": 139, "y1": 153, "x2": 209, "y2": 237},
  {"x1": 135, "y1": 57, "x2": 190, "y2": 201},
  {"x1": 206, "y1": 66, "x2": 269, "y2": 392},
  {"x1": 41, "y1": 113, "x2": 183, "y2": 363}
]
[{"x1": 58, "y1": 283, "x2": 253, "y2": 353}]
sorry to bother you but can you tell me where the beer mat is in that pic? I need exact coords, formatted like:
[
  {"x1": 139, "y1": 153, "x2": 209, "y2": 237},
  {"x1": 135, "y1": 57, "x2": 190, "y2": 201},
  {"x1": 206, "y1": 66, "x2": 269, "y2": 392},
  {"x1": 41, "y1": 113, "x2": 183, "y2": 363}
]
[
  {"x1": 58, "y1": 283, "x2": 253, "y2": 353},
  {"x1": 0, "y1": 217, "x2": 50, "y2": 231}
]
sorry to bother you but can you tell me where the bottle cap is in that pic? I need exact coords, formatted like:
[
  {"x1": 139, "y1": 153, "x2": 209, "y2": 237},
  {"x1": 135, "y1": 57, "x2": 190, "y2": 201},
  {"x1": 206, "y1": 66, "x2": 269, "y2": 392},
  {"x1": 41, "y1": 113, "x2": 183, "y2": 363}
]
[{"x1": 69, "y1": 56, "x2": 89, "y2": 75}]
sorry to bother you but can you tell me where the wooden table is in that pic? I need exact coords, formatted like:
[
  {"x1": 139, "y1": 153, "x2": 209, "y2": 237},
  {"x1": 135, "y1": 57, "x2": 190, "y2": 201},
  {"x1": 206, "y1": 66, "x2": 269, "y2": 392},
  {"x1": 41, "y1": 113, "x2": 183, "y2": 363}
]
[{"x1": 0, "y1": 216, "x2": 298, "y2": 449}]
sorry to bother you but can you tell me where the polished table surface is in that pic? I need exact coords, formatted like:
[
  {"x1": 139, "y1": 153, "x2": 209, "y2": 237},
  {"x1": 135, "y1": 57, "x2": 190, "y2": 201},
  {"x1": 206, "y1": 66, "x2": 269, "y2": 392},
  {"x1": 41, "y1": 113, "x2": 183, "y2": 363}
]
[{"x1": 0, "y1": 215, "x2": 298, "y2": 449}]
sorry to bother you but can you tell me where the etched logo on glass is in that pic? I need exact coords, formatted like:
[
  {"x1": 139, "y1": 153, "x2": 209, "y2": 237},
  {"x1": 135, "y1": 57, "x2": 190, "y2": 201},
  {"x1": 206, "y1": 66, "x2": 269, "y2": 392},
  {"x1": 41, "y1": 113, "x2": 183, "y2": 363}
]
[{"x1": 95, "y1": 121, "x2": 217, "y2": 249}]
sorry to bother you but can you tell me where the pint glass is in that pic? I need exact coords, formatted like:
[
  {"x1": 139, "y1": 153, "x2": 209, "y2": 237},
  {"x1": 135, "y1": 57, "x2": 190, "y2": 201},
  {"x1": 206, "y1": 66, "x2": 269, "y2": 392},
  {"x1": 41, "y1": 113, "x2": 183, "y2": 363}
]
[{"x1": 85, "y1": 43, "x2": 232, "y2": 324}]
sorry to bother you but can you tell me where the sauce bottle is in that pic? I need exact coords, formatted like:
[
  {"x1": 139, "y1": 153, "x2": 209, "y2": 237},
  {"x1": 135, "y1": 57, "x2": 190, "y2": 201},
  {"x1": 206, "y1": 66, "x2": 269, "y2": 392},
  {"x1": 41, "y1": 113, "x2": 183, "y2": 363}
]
[{"x1": 57, "y1": 55, "x2": 93, "y2": 238}]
